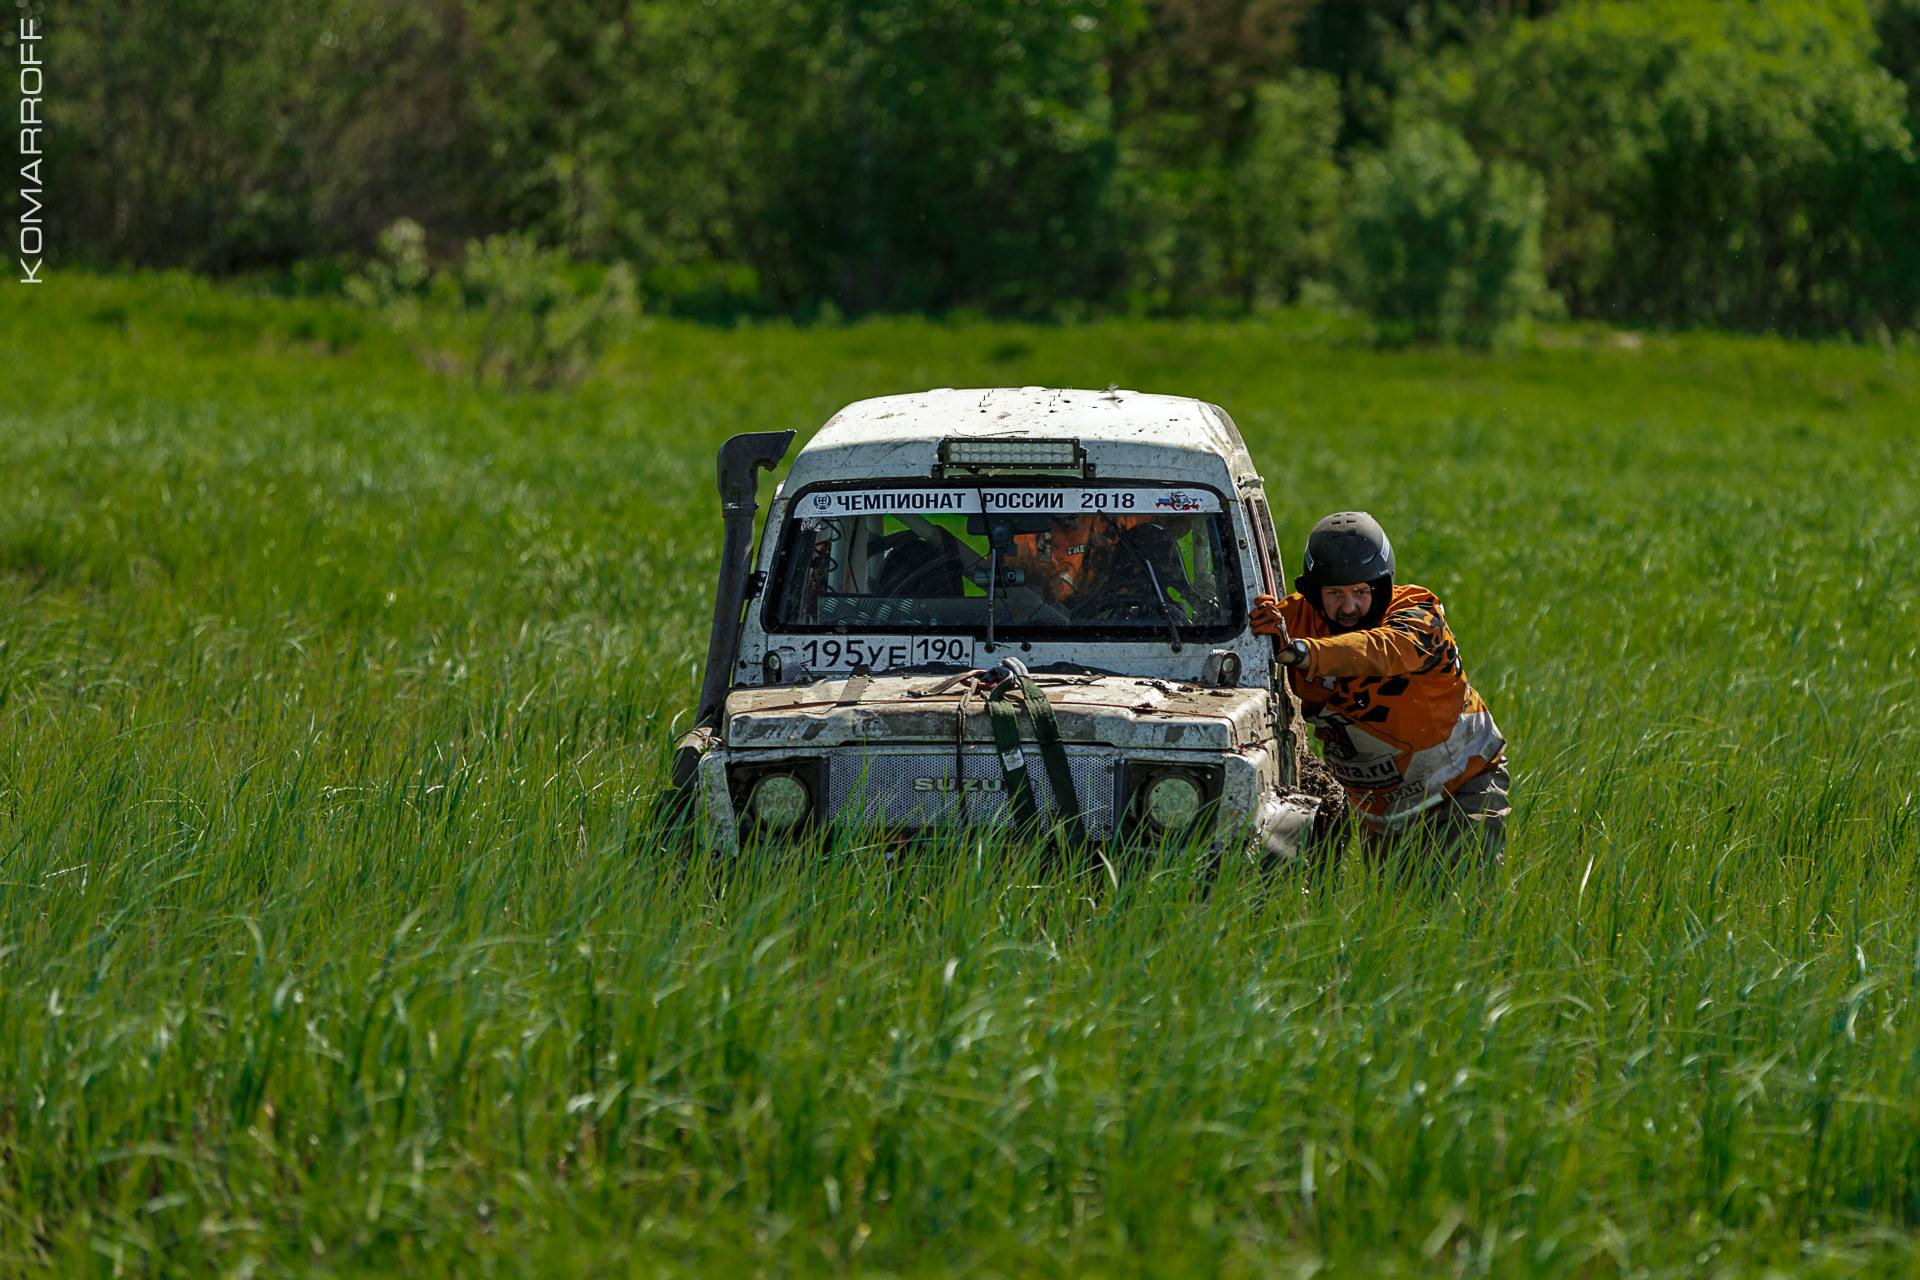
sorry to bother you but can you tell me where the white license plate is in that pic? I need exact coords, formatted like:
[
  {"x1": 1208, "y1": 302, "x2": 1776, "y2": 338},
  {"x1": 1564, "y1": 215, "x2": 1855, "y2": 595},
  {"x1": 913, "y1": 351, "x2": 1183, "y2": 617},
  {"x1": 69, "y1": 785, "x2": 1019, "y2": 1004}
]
[{"x1": 796, "y1": 635, "x2": 974, "y2": 672}]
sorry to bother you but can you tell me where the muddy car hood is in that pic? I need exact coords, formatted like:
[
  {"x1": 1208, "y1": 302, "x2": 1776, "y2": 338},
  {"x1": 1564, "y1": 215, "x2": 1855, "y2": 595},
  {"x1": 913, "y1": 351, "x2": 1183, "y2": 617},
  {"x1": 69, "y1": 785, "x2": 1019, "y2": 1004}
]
[{"x1": 725, "y1": 673, "x2": 1274, "y2": 752}]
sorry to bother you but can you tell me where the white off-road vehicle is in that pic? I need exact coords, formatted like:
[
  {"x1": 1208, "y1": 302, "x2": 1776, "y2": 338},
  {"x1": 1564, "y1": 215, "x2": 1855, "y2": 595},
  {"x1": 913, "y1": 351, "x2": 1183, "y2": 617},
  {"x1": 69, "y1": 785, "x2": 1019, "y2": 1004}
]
[{"x1": 672, "y1": 387, "x2": 1333, "y2": 860}]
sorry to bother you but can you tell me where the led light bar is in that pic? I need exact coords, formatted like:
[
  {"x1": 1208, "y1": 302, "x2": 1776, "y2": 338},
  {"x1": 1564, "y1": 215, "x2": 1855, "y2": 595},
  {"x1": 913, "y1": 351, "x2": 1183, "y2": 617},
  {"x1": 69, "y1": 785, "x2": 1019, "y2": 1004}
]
[{"x1": 935, "y1": 437, "x2": 1088, "y2": 477}]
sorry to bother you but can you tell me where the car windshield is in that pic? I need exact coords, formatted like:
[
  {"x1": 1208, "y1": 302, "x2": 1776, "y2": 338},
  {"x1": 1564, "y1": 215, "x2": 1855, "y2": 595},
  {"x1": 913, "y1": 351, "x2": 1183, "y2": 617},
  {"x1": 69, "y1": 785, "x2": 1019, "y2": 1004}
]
[{"x1": 767, "y1": 485, "x2": 1242, "y2": 639}]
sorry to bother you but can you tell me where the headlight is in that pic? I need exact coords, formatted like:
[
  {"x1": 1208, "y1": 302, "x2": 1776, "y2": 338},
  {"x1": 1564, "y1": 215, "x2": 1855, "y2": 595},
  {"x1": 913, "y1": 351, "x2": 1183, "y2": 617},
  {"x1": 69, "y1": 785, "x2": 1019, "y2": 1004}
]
[
  {"x1": 1143, "y1": 774, "x2": 1203, "y2": 830},
  {"x1": 747, "y1": 773, "x2": 811, "y2": 830}
]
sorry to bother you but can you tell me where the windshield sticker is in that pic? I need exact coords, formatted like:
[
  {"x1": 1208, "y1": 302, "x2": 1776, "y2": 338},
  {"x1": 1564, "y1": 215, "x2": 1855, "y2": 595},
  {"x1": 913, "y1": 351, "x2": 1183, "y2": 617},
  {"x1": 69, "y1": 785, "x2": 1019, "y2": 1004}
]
[
  {"x1": 795, "y1": 487, "x2": 1221, "y2": 517},
  {"x1": 801, "y1": 489, "x2": 978, "y2": 517},
  {"x1": 981, "y1": 487, "x2": 1222, "y2": 513}
]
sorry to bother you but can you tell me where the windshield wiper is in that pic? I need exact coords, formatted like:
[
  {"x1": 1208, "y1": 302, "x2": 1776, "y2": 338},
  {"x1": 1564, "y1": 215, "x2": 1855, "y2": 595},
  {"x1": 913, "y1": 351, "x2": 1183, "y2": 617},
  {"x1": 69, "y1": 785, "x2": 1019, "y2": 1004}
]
[
  {"x1": 1140, "y1": 558, "x2": 1184, "y2": 652},
  {"x1": 1107, "y1": 519, "x2": 1184, "y2": 652}
]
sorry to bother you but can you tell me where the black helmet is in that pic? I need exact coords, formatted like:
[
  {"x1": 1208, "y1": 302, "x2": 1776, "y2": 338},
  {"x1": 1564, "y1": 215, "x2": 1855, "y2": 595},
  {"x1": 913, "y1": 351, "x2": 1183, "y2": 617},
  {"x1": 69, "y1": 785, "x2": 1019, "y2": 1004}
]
[{"x1": 1294, "y1": 511, "x2": 1394, "y2": 627}]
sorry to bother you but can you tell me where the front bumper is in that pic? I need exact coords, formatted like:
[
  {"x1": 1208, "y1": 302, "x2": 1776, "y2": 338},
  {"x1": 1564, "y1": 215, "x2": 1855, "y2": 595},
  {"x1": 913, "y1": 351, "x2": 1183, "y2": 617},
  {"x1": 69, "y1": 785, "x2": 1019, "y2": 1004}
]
[{"x1": 693, "y1": 741, "x2": 1316, "y2": 861}]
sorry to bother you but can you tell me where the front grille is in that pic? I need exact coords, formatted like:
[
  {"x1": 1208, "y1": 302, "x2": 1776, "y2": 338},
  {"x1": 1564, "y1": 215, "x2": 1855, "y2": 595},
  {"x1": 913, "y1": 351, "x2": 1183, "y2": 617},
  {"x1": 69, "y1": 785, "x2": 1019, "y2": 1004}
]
[{"x1": 828, "y1": 747, "x2": 1119, "y2": 835}]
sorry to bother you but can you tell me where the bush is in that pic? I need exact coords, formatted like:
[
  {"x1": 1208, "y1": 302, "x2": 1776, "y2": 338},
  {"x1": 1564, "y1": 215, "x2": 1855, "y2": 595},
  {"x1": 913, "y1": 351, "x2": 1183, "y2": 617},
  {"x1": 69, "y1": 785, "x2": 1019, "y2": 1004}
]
[
  {"x1": 1234, "y1": 72, "x2": 1347, "y2": 305},
  {"x1": 60, "y1": 0, "x2": 492, "y2": 271},
  {"x1": 1110, "y1": 70, "x2": 1345, "y2": 314},
  {"x1": 1874, "y1": 0, "x2": 1920, "y2": 124},
  {"x1": 1338, "y1": 122, "x2": 1551, "y2": 346},
  {"x1": 349, "y1": 222, "x2": 636, "y2": 390},
  {"x1": 723, "y1": 0, "x2": 1124, "y2": 315},
  {"x1": 1407, "y1": 0, "x2": 1920, "y2": 335},
  {"x1": 460, "y1": 236, "x2": 637, "y2": 391},
  {"x1": 343, "y1": 220, "x2": 433, "y2": 312}
]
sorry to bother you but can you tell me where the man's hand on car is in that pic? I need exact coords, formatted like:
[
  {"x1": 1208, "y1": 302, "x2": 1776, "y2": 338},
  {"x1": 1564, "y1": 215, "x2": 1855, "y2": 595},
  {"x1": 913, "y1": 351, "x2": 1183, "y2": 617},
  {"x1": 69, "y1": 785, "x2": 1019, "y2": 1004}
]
[
  {"x1": 1250, "y1": 593, "x2": 1289, "y2": 639},
  {"x1": 1250, "y1": 594, "x2": 1309, "y2": 666}
]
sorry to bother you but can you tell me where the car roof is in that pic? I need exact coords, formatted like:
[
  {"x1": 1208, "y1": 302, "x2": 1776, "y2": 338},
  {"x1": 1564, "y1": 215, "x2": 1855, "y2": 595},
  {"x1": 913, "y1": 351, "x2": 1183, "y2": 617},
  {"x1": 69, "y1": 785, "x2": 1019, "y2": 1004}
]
[{"x1": 783, "y1": 387, "x2": 1259, "y2": 494}]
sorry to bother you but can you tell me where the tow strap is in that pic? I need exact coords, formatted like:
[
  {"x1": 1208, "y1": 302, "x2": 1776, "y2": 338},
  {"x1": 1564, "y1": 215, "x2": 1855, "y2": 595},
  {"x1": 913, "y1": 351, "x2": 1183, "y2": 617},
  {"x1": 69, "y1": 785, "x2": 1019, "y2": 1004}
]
[{"x1": 982, "y1": 659, "x2": 1086, "y2": 847}]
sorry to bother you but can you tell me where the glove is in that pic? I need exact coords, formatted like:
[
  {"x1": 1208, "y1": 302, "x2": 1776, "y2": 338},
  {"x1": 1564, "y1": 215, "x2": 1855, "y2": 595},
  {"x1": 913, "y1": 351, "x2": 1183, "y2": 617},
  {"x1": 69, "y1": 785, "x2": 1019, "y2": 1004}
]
[{"x1": 1249, "y1": 594, "x2": 1289, "y2": 639}]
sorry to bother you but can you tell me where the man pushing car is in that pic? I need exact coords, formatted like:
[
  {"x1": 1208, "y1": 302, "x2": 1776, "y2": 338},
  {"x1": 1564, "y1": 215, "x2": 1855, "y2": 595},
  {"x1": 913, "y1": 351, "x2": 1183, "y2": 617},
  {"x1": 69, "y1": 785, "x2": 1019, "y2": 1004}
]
[{"x1": 1250, "y1": 512, "x2": 1510, "y2": 866}]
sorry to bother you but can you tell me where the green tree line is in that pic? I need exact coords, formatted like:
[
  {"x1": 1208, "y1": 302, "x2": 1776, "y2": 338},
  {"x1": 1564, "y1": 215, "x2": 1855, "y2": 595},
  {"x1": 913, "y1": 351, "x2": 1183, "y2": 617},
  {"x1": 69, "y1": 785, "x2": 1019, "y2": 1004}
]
[{"x1": 42, "y1": 0, "x2": 1920, "y2": 336}]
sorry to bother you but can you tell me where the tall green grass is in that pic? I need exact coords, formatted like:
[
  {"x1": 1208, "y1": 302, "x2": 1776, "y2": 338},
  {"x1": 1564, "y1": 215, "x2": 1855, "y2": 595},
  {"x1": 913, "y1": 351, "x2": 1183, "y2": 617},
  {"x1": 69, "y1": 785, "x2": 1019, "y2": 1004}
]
[{"x1": 0, "y1": 274, "x2": 1916, "y2": 1275}]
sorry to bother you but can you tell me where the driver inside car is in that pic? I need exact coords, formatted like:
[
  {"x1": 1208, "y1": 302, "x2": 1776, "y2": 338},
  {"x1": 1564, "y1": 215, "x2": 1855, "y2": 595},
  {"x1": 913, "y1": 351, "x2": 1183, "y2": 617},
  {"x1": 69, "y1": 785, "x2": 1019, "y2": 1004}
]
[
  {"x1": 1004, "y1": 514, "x2": 1178, "y2": 617},
  {"x1": 1003, "y1": 515, "x2": 1099, "y2": 607}
]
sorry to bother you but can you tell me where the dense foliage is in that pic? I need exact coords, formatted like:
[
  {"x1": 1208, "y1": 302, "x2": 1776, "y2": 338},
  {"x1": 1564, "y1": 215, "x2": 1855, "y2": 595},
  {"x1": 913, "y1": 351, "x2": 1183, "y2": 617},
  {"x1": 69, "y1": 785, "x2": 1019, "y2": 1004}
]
[
  {"x1": 2, "y1": 275, "x2": 1917, "y2": 1274},
  {"x1": 1407, "y1": 0, "x2": 1920, "y2": 336},
  {"x1": 1339, "y1": 121, "x2": 1550, "y2": 345},
  {"x1": 36, "y1": 0, "x2": 1920, "y2": 333}
]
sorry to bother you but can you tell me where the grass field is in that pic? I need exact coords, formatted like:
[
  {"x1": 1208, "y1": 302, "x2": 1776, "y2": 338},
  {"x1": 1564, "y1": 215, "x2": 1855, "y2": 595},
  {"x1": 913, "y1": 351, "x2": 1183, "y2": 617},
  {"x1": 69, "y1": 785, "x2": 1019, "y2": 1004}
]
[{"x1": 1, "y1": 274, "x2": 1918, "y2": 1276}]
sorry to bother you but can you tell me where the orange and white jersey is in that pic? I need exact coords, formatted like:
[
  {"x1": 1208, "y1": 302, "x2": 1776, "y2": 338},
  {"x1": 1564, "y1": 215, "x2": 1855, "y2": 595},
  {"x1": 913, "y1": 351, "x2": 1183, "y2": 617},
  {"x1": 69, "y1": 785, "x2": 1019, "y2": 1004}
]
[
  {"x1": 1006, "y1": 515, "x2": 1152, "y2": 606},
  {"x1": 1278, "y1": 584, "x2": 1506, "y2": 829}
]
